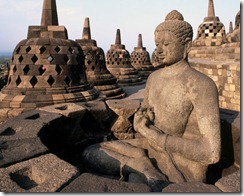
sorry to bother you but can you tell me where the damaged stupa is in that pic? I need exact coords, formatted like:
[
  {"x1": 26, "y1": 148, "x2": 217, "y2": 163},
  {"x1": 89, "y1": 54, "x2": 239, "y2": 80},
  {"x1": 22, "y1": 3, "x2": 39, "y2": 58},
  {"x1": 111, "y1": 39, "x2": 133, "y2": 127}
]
[
  {"x1": 0, "y1": 0, "x2": 99, "y2": 108},
  {"x1": 76, "y1": 18, "x2": 125, "y2": 99},
  {"x1": 106, "y1": 29, "x2": 144, "y2": 86},
  {"x1": 130, "y1": 34, "x2": 156, "y2": 79},
  {"x1": 193, "y1": 0, "x2": 226, "y2": 46}
]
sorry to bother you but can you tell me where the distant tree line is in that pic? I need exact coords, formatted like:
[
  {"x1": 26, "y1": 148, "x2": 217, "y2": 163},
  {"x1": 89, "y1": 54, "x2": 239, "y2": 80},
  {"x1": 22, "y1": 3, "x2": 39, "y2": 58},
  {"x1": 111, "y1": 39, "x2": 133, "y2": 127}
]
[{"x1": 0, "y1": 56, "x2": 10, "y2": 67}]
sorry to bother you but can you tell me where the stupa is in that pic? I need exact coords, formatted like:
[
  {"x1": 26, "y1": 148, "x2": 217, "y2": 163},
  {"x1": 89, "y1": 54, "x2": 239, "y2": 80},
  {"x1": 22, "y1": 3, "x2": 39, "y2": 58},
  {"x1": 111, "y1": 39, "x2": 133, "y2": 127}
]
[
  {"x1": 76, "y1": 18, "x2": 125, "y2": 99},
  {"x1": 226, "y1": 11, "x2": 240, "y2": 42},
  {"x1": 106, "y1": 29, "x2": 144, "y2": 86},
  {"x1": 193, "y1": 0, "x2": 226, "y2": 46},
  {"x1": 130, "y1": 34, "x2": 156, "y2": 79},
  {"x1": 0, "y1": 0, "x2": 99, "y2": 108}
]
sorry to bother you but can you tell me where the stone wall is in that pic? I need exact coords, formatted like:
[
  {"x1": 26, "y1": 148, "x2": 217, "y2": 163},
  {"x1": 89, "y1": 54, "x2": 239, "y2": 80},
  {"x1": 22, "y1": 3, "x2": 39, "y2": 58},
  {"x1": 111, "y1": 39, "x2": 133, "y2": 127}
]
[
  {"x1": 189, "y1": 42, "x2": 240, "y2": 62},
  {"x1": 189, "y1": 59, "x2": 240, "y2": 111}
]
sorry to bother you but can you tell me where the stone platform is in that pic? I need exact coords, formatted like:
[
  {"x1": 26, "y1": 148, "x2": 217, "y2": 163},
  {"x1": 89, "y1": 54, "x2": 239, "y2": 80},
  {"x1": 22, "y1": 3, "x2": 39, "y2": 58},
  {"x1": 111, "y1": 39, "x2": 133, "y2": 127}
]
[{"x1": 0, "y1": 82, "x2": 240, "y2": 193}]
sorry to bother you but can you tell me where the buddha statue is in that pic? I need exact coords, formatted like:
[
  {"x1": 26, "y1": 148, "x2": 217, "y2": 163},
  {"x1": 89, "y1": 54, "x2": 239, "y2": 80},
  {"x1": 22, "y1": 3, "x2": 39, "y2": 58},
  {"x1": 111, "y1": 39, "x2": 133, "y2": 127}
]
[{"x1": 82, "y1": 10, "x2": 221, "y2": 191}]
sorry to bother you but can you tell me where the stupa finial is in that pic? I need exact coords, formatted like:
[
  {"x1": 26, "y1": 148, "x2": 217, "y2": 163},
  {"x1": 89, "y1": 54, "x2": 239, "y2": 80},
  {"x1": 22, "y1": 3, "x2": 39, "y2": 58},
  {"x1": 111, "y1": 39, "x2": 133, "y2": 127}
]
[
  {"x1": 229, "y1": 21, "x2": 233, "y2": 33},
  {"x1": 41, "y1": 0, "x2": 59, "y2": 26},
  {"x1": 137, "y1": 34, "x2": 143, "y2": 48},
  {"x1": 82, "y1": 17, "x2": 91, "y2": 40},
  {"x1": 115, "y1": 29, "x2": 121, "y2": 45},
  {"x1": 208, "y1": 0, "x2": 215, "y2": 17}
]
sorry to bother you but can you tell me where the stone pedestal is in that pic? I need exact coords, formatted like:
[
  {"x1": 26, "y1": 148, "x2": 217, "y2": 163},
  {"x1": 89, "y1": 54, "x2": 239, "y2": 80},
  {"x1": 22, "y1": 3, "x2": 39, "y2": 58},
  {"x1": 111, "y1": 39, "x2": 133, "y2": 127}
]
[{"x1": 106, "y1": 99, "x2": 140, "y2": 140}]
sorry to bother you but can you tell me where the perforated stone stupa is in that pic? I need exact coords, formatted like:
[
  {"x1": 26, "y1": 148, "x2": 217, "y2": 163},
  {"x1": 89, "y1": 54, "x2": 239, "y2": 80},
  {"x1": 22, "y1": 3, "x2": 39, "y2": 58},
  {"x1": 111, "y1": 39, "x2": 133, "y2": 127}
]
[
  {"x1": 0, "y1": 0, "x2": 99, "y2": 108},
  {"x1": 106, "y1": 29, "x2": 144, "y2": 86},
  {"x1": 226, "y1": 11, "x2": 240, "y2": 42},
  {"x1": 130, "y1": 34, "x2": 156, "y2": 79},
  {"x1": 193, "y1": 0, "x2": 226, "y2": 46},
  {"x1": 76, "y1": 18, "x2": 125, "y2": 99}
]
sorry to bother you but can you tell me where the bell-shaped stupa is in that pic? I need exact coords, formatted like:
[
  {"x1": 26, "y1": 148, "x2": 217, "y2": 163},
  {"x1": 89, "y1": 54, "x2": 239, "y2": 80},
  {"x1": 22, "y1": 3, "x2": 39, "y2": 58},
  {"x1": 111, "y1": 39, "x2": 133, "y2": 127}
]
[
  {"x1": 76, "y1": 18, "x2": 125, "y2": 99},
  {"x1": 106, "y1": 29, "x2": 144, "y2": 86},
  {"x1": 226, "y1": 11, "x2": 240, "y2": 42},
  {"x1": 130, "y1": 34, "x2": 156, "y2": 79},
  {"x1": 0, "y1": 0, "x2": 99, "y2": 108},
  {"x1": 193, "y1": 0, "x2": 226, "y2": 46}
]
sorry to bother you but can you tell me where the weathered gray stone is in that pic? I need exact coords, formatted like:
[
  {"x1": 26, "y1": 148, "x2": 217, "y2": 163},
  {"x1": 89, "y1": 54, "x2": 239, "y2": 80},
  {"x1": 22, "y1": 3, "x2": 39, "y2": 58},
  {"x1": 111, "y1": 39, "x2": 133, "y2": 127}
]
[
  {"x1": 215, "y1": 170, "x2": 240, "y2": 192},
  {"x1": 0, "y1": 110, "x2": 61, "y2": 167},
  {"x1": 38, "y1": 102, "x2": 86, "y2": 118},
  {"x1": 0, "y1": 154, "x2": 80, "y2": 192},
  {"x1": 61, "y1": 173, "x2": 150, "y2": 193},
  {"x1": 162, "y1": 182, "x2": 221, "y2": 193},
  {"x1": 82, "y1": 10, "x2": 221, "y2": 192}
]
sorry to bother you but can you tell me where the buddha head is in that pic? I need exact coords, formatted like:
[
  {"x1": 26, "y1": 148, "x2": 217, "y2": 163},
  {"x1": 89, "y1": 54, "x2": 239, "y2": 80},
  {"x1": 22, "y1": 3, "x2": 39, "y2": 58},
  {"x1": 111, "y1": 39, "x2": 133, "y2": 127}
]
[{"x1": 154, "y1": 10, "x2": 193, "y2": 67}]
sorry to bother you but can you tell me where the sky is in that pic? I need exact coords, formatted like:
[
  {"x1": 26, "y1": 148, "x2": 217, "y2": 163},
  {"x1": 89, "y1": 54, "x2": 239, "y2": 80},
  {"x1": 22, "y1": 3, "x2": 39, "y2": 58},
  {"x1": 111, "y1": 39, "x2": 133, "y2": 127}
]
[{"x1": 0, "y1": 0, "x2": 241, "y2": 56}]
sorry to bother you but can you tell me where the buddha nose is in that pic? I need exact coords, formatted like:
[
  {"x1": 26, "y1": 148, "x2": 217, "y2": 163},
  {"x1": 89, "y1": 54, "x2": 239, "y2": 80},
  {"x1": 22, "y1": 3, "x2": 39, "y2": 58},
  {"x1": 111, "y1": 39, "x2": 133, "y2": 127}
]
[{"x1": 156, "y1": 45, "x2": 163, "y2": 54}]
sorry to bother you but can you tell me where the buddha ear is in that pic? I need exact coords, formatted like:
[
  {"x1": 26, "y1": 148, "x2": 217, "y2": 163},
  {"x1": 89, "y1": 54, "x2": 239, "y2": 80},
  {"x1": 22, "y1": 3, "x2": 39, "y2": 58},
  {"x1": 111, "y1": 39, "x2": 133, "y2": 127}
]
[{"x1": 185, "y1": 38, "x2": 192, "y2": 53}]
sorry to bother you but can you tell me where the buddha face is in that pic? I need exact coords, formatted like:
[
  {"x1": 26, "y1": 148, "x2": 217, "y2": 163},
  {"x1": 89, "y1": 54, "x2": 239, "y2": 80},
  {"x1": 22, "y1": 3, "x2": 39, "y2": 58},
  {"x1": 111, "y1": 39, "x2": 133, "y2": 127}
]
[{"x1": 155, "y1": 31, "x2": 186, "y2": 66}]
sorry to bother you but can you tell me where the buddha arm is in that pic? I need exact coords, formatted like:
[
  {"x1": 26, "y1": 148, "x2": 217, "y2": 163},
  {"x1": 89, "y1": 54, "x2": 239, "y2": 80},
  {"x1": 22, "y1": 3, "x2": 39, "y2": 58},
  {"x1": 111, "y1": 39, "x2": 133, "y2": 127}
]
[
  {"x1": 165, "y1": 81, "x2": 221, "y2": 165},
  {"x1": 137, "y1": 80, "x2": 221, "y2": 165}
]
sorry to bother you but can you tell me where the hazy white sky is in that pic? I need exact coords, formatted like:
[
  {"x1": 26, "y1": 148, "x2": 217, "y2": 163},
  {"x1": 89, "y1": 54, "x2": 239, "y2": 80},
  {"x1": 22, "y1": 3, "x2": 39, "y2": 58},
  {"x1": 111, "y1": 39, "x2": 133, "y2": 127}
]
[{"x1": 0, "y1": 0, "x2": 240, "y2": 55}]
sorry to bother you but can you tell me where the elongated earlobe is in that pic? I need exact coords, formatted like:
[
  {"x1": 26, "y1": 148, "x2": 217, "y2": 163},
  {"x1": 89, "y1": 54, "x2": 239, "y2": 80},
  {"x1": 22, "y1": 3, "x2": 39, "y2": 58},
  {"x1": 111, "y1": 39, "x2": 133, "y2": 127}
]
[{"x1": 183, "y1": 38, "x2": 192, "y2": 59}]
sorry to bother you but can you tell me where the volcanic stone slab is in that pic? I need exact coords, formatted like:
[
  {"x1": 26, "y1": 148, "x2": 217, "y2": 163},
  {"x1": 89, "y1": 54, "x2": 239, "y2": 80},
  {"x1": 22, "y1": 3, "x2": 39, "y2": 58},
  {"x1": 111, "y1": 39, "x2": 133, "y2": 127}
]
[
  {"x1": 61, "y1": 173, "x2": 150, "y2": 193},
  {"x1": 162, "y1": 182, "x2": 221, "y2": 193},
  {"x1": 38, "y1": 102, "x2": 86, "y2": 118},
  {"x1": 0, "y1": 110, "x2": 62, "y2": 167},
  {"x1": 215, "y1": 170, "x2": 240, "y2": 192},
  {"x1": 0, "y1": 154, "x2": 80, "y2": 192}
]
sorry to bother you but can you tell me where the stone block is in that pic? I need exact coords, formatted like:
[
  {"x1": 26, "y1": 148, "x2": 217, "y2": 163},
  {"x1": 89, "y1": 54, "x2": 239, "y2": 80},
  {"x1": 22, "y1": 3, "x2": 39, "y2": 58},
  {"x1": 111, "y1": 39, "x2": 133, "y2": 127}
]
[
  {"x1": 47, "y1": 26, "x2": 66, "y2": 32},
  {"x1": 38, "y1": 103, "x2": 86, "y2": 118},
  {"x1": 105, "y1": 99, "x2": 141, "y2": 139},
  {"x1": 0, "y1": 108, "x2": 11, "y2": 123},
  {"x1": 162, "y1": 182, "x2": 221, "y2": 193},
  {"x1": 227, "y1": 77, "x2": 233, "y2": 84},
  {"x1": 207, "y1": 69, "x2": 213, "y2": 75},
  {"x1": 215, "y1": 170, "x2": 240, "y2": 192},
  {"x1": 229, "y1": 84, "x2": 236, "y2": 92},
  {"x1": 0, "y1": 110, "x2": 62, "y2": 167},
  {"x1": 61, "y1": 173, "x2": 150, "y2": 193},
  {"x1": 229, "y1": 64, "x2": 238, "y2": 71},
  {"x1": 7, "y1": 109, "x2": 24, "y2": 119},
  {"x1": 0, "y1": 154, "x2": 80, "y2": 192}
]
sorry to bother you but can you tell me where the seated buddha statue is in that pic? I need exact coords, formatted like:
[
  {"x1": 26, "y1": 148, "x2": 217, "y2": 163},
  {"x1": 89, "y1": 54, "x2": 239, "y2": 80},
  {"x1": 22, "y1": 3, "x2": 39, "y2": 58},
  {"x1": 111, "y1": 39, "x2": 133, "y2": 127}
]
[{"x1": 82, "y1": 10, "x2": 221, "y2": 191}]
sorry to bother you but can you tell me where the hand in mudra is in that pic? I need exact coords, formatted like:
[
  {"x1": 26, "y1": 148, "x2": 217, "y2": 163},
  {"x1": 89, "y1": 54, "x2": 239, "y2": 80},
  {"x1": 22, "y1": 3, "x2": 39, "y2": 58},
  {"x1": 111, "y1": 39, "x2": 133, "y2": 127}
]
[{"x1": 134, "y1": 107, "x2": 155, "y2": 134}]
